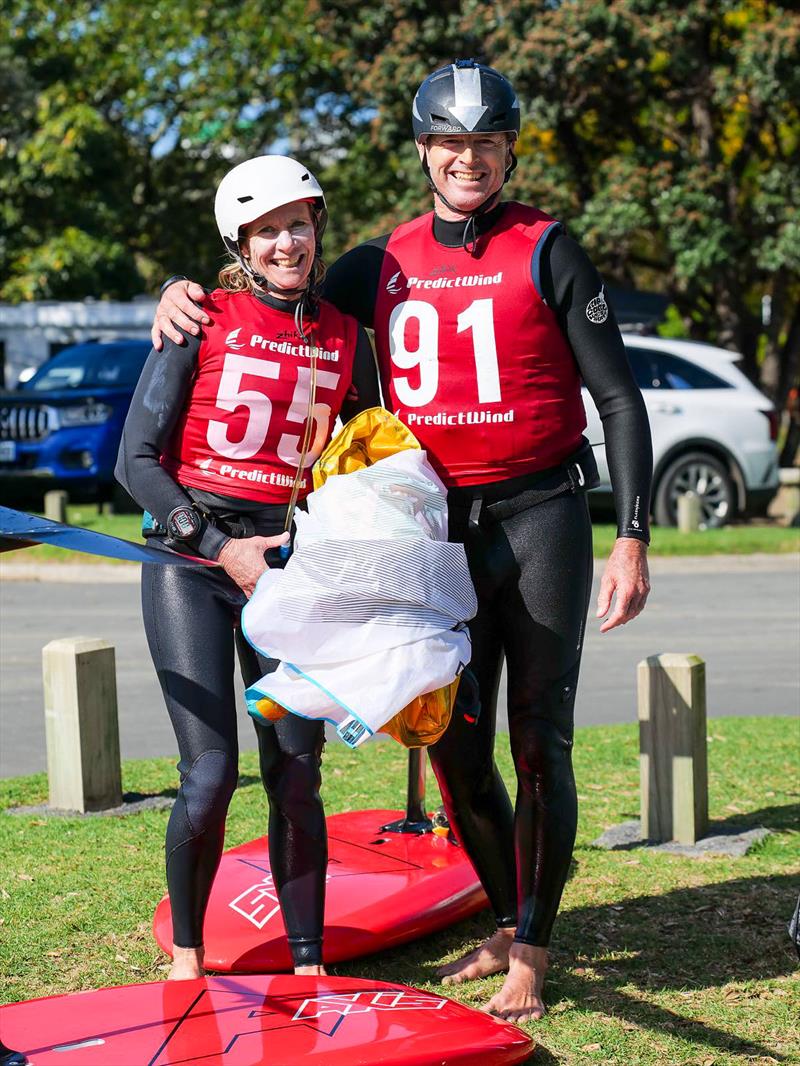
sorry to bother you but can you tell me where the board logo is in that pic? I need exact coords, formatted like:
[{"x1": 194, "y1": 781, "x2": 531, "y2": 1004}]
[
  {"x1": 229, "y1": 870, "x2": 333, "y2": 928},
  {"x1": 292, "y1": 989, "x2": 448, "y2": 1021},
  {"x1": 229, "y1": 875, "x2": 281, "y2": 929}
]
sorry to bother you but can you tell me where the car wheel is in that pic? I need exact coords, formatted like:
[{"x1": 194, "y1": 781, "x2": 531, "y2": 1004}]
[{"x1": 654, "y1": 451, "x2": 736, "y2": 528}]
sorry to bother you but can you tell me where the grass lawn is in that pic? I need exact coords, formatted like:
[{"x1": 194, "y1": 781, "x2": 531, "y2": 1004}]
[
  {"x1": 1, "y1": 717, "x2": 797, "y2": 1064},
  {"x1": 5, "y1": 504, "x2": 799, "y2": 563}
]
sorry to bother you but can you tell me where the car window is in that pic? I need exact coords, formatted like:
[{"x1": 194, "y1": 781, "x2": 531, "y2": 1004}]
[
  {"x1": 625, "y1": 347, "x2": 659, "y2": 389},
  {"x1": 25, "y1": 344, "x2": 150, "y2": 391},
  {"x1": 89, "y1": 346, "x2": 150, "y2": 387},
  {"x1": 29, "y1": 358, "x2": 88, "y2": 390},
  {"x1": 651, "y1": 351, "x2": 732, "y2": 389}
]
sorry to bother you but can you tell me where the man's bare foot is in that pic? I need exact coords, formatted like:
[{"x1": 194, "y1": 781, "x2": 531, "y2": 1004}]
[
  {"x1": 486, "y1": 943, "x2": 547, "y2": 1024},
  {"x1": 168, "y1": 945, "x2": 205, "y2": 981},
  {"x1": 294, "y1": 964, "x2": 327, "y2": 976},
  {"x1": 437, "y1": 927, "x2": 514, "y2": 985}
]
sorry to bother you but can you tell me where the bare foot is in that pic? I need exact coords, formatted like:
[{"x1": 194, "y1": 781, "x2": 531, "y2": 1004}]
[
  {"x1": 486, "y1": 943, "x2": 547, "y2": 1024},
  {"x1": 294, "y1": 964, "x2": 327, "y2": 976},
  {"x1": 168, "y1": 945, "x2": 205, "y2": 981},
  {"x1": 437, "y1": 927, "x2": 514, "y2": 985}
]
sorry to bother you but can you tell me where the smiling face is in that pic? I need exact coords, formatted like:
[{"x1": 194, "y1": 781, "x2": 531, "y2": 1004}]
[
  {"x1": 418, "y1": 133, "x2": 514, "y2": 220},
  {"x1": 241, "y1": 200, "x2": 316, "y2": 295}
]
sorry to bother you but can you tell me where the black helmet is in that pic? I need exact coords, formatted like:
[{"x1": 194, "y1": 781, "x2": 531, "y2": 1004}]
[{"x1": 412, "y1": 59, "x2": 520, "y2": 140}]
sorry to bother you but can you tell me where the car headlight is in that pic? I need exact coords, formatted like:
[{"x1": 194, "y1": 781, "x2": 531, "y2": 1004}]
[{"x1": 55, "y1": 403, "x2": 113, "y2": 427}]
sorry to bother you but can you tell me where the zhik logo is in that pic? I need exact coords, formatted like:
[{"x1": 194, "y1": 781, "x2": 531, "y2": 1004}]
[
  {"x1": 385, "y1": 270, "x2": 404, "y2": 295},
  {"x1": 226, "y1": 327, "x2": 246, "y2": 350}
]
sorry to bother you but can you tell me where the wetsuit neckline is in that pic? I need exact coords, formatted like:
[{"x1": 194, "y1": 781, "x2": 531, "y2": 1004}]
[
  {"x1": 253, "y1": 289, "x2": 302, "y2": 314},
  {"x1": 431, "y1": 202, "x2": 507, "y2": 249}
]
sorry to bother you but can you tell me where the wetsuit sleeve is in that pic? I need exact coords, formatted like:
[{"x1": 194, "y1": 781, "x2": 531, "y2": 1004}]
[
  {"x1": 541, "y1": 233, "x2": 652, "y2": 542},
  {"x1": 322, "y1": 236, "x2": 389, "y2": 328},
  {"x1": 115, "y1": 333, "x2": 230, "y2": 560},
  {"x1": 340, "y1": 324, "x2": 382, "y2": 423}
]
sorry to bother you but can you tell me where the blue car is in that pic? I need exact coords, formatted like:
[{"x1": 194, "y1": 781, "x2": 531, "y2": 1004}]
[{"x1": 0, "y1": 339, "x2": 152, "y2": 506}]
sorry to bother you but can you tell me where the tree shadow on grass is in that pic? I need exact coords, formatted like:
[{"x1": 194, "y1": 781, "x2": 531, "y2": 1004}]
[{"x1": 340, "y1": 871, "x2": 797, "y2": 1063}]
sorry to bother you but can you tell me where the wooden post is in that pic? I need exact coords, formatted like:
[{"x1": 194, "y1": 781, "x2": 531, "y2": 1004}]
[
  {"x1": 44, "y1": 489, "x2": 68, "y2": 523},
  {"x1": 638, "y1": 653, "x2": 708, "y2": 844},
  {"x1": 43, "y1": 637, "x2": 122, "y2": 812},
  {"x1": 677, "y1": 491, "x2": 701, "y2": 532}
]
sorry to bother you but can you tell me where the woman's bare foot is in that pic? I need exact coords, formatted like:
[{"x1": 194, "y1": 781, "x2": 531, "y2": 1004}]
[
  {"x1": 437, "y1": 927, "x2": 514, "y2": 985},
  {"x1": 486, "y1": 943, "x2": 547, "y2": 1024},
  {"x1": 294, "y1": 964, "x2": 327, "y2": 976},
  {"x1": 168, "y1": 945, "x2": 205, "y2": 981}
]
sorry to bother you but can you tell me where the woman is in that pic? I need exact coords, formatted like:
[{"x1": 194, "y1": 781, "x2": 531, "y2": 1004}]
[{"x1": 116, "y1": 155, "x2": 380, "y2": 979}]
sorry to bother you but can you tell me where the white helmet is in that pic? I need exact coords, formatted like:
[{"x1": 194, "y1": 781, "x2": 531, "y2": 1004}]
[{"x1": 214, "y1": 155, "x2": 327, "y2": 285}]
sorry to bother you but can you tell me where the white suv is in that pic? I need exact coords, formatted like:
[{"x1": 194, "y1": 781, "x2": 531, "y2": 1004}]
[{"x1": 582, "y1": 336, "x2": 780, "y2": 527}]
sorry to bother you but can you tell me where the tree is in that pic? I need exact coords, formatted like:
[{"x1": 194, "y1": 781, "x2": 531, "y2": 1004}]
[{"x1": 0, "y1": 0, "x2": 332, "y2": 298}]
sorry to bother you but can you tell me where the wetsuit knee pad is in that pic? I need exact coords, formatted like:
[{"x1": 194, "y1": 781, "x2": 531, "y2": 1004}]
[
  {"x1": 509, "y1": 664, "x2": 581, "y2": 783},
  {"x1": 176, "y1": 749, "x2": 238, "y2": 837},
  {"x1": 263, "y1": 753, "x2": 324, "y2": 838}
]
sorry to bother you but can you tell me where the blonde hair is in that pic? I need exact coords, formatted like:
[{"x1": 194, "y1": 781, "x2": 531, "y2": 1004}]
[
  {"x1": 218, "y1": 255, "x2": 327, "y2": 294},
  {"x1": 218, "y1": 261, "x2": 254, "y2": 292}
]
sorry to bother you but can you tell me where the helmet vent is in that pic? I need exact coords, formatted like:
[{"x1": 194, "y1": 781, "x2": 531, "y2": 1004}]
[
  {"x1": 301, "y1": 173, "x2": 310, "y2": 181},
  {"x1": 237, "y1": 195, "x2": 254, "y2": 203},
  {"x1": 431, "y1": 112, "x2": 450, "y2": 123}
]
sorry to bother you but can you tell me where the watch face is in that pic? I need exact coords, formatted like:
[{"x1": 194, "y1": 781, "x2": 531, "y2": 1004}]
[{"x1": 169, "y1": 507, "x2": 201, "y2": 540}]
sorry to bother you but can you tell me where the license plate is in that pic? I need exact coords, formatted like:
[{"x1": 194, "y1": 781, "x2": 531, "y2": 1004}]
[{"x1": 0, "y1": 440, "x2": 16, "y2": 462}]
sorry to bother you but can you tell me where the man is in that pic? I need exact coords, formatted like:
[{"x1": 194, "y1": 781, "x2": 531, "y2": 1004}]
[{"x1": 152, "y1": 59, "x2": 652, "y2": 1024}]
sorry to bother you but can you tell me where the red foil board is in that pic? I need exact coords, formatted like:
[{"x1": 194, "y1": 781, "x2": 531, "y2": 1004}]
[
  {"x1": 153, "y1": 809, "x2": 488, "y2": 971},
  {"x1": 0, "y1": 975, "x2": 535, "y2": 1066}
]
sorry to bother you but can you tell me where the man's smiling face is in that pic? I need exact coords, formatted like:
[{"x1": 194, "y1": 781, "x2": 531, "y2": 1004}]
[{"x1": 419, "y1": 133, "x2": 514, "y2": 220}]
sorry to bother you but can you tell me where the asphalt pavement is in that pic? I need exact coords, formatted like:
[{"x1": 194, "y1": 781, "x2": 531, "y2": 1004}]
[{"x1": 1, "y1": 554, "x2": 798, "y2": 778}]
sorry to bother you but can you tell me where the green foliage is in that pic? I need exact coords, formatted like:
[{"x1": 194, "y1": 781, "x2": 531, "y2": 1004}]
[
  {"x1": 0, "y1": 0, "x2": 334, "y2": 296},
  {"x1": 1, "y1": 228, "x2": 140, "y2": 301}
]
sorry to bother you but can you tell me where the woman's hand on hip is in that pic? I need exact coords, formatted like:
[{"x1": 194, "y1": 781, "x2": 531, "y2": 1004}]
[{"x1": 217, "y1": 533, "x2": 290, "y2": 598}]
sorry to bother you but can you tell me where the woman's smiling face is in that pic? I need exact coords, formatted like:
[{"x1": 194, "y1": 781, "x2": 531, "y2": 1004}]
[{"x1": 241, "y1": 200, "x2": 315, "y2": 295}]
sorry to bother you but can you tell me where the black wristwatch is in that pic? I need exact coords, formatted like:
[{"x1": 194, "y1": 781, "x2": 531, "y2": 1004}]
[
  {"x1": 166, "y1": 505, "x2": 202, "y2": 541},
  {"x1": 160, "y1": 274, "x2": 188, "y2": 295}
]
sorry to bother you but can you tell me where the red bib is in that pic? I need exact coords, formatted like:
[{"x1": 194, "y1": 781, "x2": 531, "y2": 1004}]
[
  {"x1": 162, "y1": 290, "x2": 357, "y2": 503},
  {"x1": 373, "y1": 203, "x2": 586, "y2": 487}
]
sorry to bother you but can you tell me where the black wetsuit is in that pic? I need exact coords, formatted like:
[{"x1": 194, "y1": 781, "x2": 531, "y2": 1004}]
[
  {"x1": 322, "y1": 206, "x2": 652, "y2": 947},
  {"x1": 116, "y1": 291, "x2": 379, "y2": 965}
]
